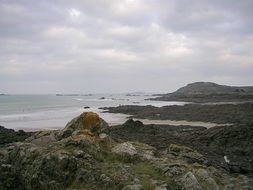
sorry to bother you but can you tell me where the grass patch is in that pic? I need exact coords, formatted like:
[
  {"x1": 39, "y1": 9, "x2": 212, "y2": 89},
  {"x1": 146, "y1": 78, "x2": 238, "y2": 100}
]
[
  {"x1": 133, "y1": 162, "x2": 181, "y2": 190},
  {"x1": 95, "y1": 151, "x2": 140, "y2": 164}
]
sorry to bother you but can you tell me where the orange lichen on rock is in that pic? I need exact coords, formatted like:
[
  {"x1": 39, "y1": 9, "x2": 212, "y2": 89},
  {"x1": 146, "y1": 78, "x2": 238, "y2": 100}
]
[
  {"x1": 61, "y1": 112, "x2": 109, "y2": 144},
  {"x1": 82, "y1": 112, "x2": 102, "y2": 132}
]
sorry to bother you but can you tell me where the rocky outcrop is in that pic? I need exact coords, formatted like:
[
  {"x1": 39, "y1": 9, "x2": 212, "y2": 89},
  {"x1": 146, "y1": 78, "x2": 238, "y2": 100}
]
[
  {"x1": 26, "y1": 130, "x2": 58, "y2": 146},
  {"x1": 0, "y1": 126, "x2": 33, "y2": 146},
  {"x1": 183, "y1": 125, "x2": 253, "y2": 175},
  {"x1": 112, "y1": 141, "x2": 155, "y2": 160},
  {"x1": 112, "y1": 142, "x2": 138, "y2": 156},
  {"x1": 25, "y1": 112, "x2": 110, "y2": 146},
  {"x1": 107, "y1": 118, "x2": 253, "y2": 177},
  {"x1": 180, "y1": 172, "x2": 202, "y2": 190},
  {"x1": 169, "y1": 144, "x2": 206, "y2": 164},
  {"x1": 59, "y1": 112, "x2": 109, "y2": 139},
  {"x1": 0, "y1": 113, "x2": 253, "y2": 190}
]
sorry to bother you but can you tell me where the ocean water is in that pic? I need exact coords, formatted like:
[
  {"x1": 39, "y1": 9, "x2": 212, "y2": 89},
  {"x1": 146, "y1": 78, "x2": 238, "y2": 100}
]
[{"x1": 0, "y1": 94, "x2": 185, "y2": 131}]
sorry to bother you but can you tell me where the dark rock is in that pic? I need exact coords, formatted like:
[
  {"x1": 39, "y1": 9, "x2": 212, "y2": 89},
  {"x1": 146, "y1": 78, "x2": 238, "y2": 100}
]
[
  {"x1": 106, "y1": 119, "x2": 253, "y2": 177},
  {"x1": 0, "y1": 125, "x2": 33, "y2": 146},
  {"x1": 122, "y1": 119, "x2": 144, "y2": 129}
]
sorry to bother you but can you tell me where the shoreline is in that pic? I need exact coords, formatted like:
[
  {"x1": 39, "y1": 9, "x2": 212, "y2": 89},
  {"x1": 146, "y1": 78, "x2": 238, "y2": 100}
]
[
  {"x1": 102, "y1": 102, "x2": 253, "y2": 125},
  {"x1": 7, "y1": 117, "x2": 231, "y2": 132},
  {"x1": 131, "y1": 118, "x2": 232, "y2": 128}
]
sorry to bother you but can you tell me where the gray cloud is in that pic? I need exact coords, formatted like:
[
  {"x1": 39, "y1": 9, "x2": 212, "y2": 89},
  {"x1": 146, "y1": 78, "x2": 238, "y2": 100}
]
[{"x1": 0, "y1": 0, "x2": 253, "y2": 93}]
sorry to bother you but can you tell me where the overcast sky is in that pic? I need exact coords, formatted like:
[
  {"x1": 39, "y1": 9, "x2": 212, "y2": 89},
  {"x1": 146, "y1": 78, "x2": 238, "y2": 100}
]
[{"x1": 0, "y1": 0, "x2": 253, "y2": 94}]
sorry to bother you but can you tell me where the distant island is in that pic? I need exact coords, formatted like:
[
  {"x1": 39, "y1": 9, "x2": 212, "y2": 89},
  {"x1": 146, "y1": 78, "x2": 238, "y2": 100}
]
[
  {"x1": 56, "y1": 93, "x2": 93, "y2": 96},
  {"x1": 150, "y1": 82, "x2": 253, "y2": 103}
]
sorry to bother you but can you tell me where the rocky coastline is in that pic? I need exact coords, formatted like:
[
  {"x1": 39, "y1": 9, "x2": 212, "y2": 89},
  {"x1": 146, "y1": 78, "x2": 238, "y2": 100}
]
[
  {"x1": 0, "y1": 112, "x2": 253, "y2": 189},
  {"x1": 101, "y1": 102, "x2": 253, "y2": 125}
]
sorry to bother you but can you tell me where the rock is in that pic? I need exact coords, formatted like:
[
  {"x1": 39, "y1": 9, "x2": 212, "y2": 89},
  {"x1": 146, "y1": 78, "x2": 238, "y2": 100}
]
[
  {"x1": 83, "y1": 106, "x2": 90, "y2": 109},
  {"x1": 195, "y1": 169, "x2": 219, "y2": 190},
  {"x1": 76, "y1": 168, "x2": 89, "y2": 181},
  {"x1": 169, "y1": 144, "x2": 193, "y2": 153},
  {"x1": 131, "y1": 141, "x2": 156, "y2": 160},
  {"x1": 169, "y1": 144, "x2": 205, "y2": 164},
  {"x1": 99, "y1": 133, "x2": 108, "y2": 139},
  {"x1": 27, "y1": 130, "x2": 57, "y2": 146},
  {"x1": 100, "y1": 174, "x2": 112, "y2": 185},
  {"x1": 224, "y1": 184, "x2": 235, "y2": 190},
  {"x1": 112, "y1": 141, "x2": 156, "y2": 160},
  {"x1": 180, "y1": 172, "x2": 202, "y2": 190},
  {"x1": 60, "y1": 112, "x2": 109, "y2": 140},
  {"x1": 151, "y1": 179, "x2": 168, "y2": 190},
  {"x1": 63, "y1": 135, "x2": 91, "y2": 148},
  {"x1": 155, "y1": 186, "x2": 167, "y2": 190},
  {"x1": 0, "y1": 125, "x2": 33, "y2": 145},
  {"x1": 112, "y1": 142, "x2": 137, "y2": 156},
  {"x1": 161, "y1": 163, "x2": 187, "y2": 177},
  {"x1": 122, "y1": 119, "x2": 144, "y2": 129},
  {"x1": 122, "y1": 184, "x2": 144, "y2": 190}
]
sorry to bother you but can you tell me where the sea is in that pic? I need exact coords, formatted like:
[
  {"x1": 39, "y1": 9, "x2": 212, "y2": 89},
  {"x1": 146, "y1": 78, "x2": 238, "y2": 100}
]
[{"x1": 0, "y1": 94, "x2": 185, "y2": 131}]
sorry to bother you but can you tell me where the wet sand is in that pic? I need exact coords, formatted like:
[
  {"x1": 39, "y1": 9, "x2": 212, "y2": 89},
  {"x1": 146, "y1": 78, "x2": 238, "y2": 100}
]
[
  {"x1": 105, "y1": 113, "x2": 232, "y2": 128},
  {"x1": 7, "y1": 111, "x2": 232, "y2": 132},
  {"x1": 132, "y1": 119, "x2": 232, "y2": 128}
]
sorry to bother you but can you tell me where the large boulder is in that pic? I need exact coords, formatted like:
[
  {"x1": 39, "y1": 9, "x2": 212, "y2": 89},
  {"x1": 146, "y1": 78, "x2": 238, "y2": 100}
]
[
  {"x1": 59, "y1": 112, "x2": 109, "y2": 140},
  {"x1": 112, "y1": 142, "x2": 137, "y2": 156},
  {"x1": 194, "y1": 169, "x2": 219, "y2": 190},
  {"x1": 26, "y1": 130, "x2": 57, "y2": 146},
  {"x1": 169, "y1": 144, "x2": 206, "y2": 164},
  {"x1": 112, "y1": 141, "x2": 156, "y2": 160},
  {"x1": 180, "y1": 172, "x2": 202, "y2": 190}
]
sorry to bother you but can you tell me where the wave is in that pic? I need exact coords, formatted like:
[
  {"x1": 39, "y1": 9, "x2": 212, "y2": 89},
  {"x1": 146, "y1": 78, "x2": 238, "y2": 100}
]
[
  {"x1": 0, "y1": 107, "x2": 85, "y2": 122},
  {"x1": 72, "y1": 98, "x2": 83, "y2": 101}
]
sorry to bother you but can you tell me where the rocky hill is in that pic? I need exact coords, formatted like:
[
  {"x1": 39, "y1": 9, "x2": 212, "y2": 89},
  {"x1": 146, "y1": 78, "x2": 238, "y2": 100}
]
[
  {"x1": 151, "y1": 82, "x2": 253, "y2": 103},
  {"x1": 173, "y1": 82, "x2": 253, "y2": 95},
  {"x1": 0, "y1": 112, "x2": 253, "y2": 190}
]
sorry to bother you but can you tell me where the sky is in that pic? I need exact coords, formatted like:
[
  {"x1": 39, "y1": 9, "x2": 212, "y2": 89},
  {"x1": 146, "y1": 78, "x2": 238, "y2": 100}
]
[{"x1": 0, "y1": 0, "x2": 253, "y2": 94}]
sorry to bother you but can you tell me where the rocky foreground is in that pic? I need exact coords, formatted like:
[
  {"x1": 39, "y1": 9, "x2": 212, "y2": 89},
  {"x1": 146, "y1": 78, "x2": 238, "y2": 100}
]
[{"x1": 0, "y1": 112, "x2": 253, "y2": 190}]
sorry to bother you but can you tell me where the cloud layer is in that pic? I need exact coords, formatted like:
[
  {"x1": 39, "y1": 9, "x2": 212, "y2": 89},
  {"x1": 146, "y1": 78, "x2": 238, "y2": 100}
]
[{"x1": 0, "y1": 0, "x2": 253, "y2": 93}]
